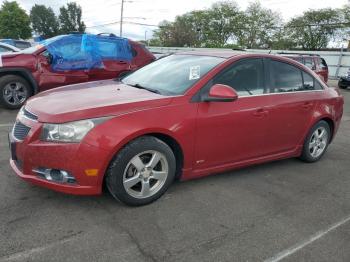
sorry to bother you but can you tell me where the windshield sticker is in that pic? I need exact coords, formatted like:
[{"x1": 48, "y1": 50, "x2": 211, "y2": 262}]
[{"x1": 189, "y1": 65, "x2": 200, "y2": 80}]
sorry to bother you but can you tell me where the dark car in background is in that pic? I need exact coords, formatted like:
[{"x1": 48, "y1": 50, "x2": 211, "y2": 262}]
[
  {"x1": 0, "y1": 34, "x2": 155, "y2": 109},
  {"x1": 279, "y1": 53, "x2": 329, "y2": 83},
  {"x1": 338, "y1": 69, "x2": 350, "y2": 89},
  {"x1": 0, "y1": 39, "x2": 32, "y2": 50}
]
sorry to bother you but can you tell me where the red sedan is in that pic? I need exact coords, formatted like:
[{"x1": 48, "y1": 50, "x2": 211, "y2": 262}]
[{"x1": 9, "y1": 52, "x2": 344, "y2": 206}]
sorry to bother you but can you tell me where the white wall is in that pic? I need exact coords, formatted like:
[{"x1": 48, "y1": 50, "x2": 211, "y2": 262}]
[{"x1": 148, "y1": 47, "x2": 350, "y2": 79}]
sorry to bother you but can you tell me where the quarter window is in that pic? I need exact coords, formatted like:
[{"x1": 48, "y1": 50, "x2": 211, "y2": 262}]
[
  {"x1": 302, "y1": 71, "x2": 323, "y2": 90},
  {"x1": 302, "y1": 71, "x2": 315, "y2": 90},
  {"x1": 213, "y1": 58, "x2": 265, "y2": 96}
]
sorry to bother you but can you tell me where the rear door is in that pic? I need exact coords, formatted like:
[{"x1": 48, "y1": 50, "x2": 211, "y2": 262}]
[
  {"x1": 87, "y1": 37, "x2": 132, "y2": 81},
  {"x1": 263, "y1": 59, "x2": 322, "y2": 154}
]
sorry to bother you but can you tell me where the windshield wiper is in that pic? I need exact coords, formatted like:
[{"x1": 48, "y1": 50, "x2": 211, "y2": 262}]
[{"x1": 128, "y1": 83, "x2": 161, "y2": 94}]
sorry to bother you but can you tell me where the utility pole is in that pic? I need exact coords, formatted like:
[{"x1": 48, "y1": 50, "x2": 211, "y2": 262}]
[{"x1": 120, "y1": 0, "x2": 124, "y2": 37}]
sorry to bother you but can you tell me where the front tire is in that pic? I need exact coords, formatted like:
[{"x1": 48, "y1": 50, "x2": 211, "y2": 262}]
[
  {"x1": 106, "y1": 136, "x2": 176, "y2": 206},
  {"x1": 0, "y1": 75, "x2": 32, "y2": 109},
  {"x1": 300, "y1": 120, "x2": 331, "y2": 163}
]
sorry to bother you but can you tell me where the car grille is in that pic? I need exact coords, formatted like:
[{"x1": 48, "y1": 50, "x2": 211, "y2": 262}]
[
  {"x1": 23, "y1": 107, "x2": 38, "y2": 121},
  {"x1": 13, "y1": 122, "x2": 31, "y2": 141}
]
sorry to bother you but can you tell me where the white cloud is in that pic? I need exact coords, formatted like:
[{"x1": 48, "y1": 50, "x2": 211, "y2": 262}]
[{"x1": 1, "y1": 0, "x2": 348, "y2": 40}]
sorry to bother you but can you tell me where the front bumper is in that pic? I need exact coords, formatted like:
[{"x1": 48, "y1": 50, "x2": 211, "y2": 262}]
[{"x1": 8, "y1": 118, "x2": 112, "y2": 195}]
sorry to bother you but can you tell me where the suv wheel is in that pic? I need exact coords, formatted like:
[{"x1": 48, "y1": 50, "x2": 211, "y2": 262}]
[
  {"x1": 300, "y1": 120, "x2": 330, "y2": 162},
  {"x1": 0, "y1": 75, "x2": 32, "y2": 109},
  {"x1": 106, "y1": 136, "x2": 176, "y2": 206},
  {"x1": 338, "y1": 83, "x2": 347, "y2": 89}
]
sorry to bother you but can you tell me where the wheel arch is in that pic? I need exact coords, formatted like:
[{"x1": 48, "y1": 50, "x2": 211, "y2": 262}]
[
  {"x1": 0, "y1": 68, "x2": 39, "y2": 94},
  {"x1": 307, "y1": 115, "x2": 335, "y2": 144},
  {"x1": 102, "y1": 131, "x2": 185, "y2": 188},
  {"x1": 319, "y1": 117, "x2": 335, "y2": 142}
]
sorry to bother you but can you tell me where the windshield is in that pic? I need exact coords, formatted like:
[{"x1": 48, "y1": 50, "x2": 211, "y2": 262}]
[
  {"x1": 122, "y1": 54, "x2": 224, "y2": 95},
  {"x1": 20, "y1": 35, "x2": 66, "y2": 54}
]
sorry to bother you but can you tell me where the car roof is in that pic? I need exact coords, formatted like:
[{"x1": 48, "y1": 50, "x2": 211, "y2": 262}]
[
  {"x1": 175, "y1": 50, "x2": 245, "y2": 59},
  {"x1": 173, "y1": 51, "x2": 311, "y2": 62}
]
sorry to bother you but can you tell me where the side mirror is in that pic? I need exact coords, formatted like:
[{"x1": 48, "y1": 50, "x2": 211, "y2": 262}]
[
  {"x1": 46, "y1": 53, "x2": 53, "y2": 64},
  {"x1": 203, "y1": 84, "x2": 238, "y2": 102}
]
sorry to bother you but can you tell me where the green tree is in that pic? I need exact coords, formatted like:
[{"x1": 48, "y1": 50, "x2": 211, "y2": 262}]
[
  {"x1": 203, "y1": 1, "x2": 242, "y2": 47},
  {"x1": 59, "y1": 2, "x2": 85, "y2": 34},
  {"x1": 285, "y1": 8, "x2": 340, "y2": 50},
  {"x1": 236, "y1": 2, "x2": 282, "y2": 49},
  {"x1": 153, "y1": 1, "x2": 243, "y2": 48},
  {"x1": 341, "y1": 4, "x2": 350, "y2": 48},
  {"x1": 0, "y1": 1, "x2": 31, "y2": 39},
  {"x1": 30, "y1": 4, "x2": 59, "y2": 38}
]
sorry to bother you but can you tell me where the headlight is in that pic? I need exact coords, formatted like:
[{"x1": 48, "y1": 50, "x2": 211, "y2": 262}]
[{"x1": 41, "y1": 117, "x2": 110, "y2": 143}]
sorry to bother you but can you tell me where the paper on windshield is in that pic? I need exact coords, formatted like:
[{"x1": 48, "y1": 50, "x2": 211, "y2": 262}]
[{"x1": 189, "y1": 65, "x2": 200, "y2": 80}]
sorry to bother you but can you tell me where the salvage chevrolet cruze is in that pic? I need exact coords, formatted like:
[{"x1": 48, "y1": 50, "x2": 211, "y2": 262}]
[{"x1": 9, "y1": 52, "x2": 344, "y2": 206}]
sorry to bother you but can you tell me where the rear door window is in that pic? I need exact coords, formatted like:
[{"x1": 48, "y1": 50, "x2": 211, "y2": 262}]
[
  {"x1": 270, "y1": 60, "x2": 303, "y2": 93},
  {"x1": 304, "y1": 58, "x2": 314, "y2": 70}
]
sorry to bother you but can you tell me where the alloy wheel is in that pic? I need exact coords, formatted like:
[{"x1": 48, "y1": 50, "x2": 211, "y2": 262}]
[
  {"x1": 309, "y1": 126, "x2": 328, "y2": 158},
  {"x1": 123, "y1": 150, "x2": 169, "y2": 199},
  {"x1": 3, "y1": 82, "x2": 28, "y2": 106}
]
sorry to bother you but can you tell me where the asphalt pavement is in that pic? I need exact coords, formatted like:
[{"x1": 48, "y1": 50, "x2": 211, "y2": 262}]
[{"x1": 0, "y1": 81, "x2": 349, "y2": 262}]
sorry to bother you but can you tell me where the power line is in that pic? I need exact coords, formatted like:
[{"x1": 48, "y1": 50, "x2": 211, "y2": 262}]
[{"x1": 86, "y1": 20, "x2": 158, "y2": 29}]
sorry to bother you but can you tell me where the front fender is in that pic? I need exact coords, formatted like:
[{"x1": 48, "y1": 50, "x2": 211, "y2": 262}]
[{"x1": 82, "y1": 100, "x2": 198, "y2": 183}]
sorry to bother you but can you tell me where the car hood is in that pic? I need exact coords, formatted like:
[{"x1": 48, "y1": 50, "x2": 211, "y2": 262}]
[{"x1": 26, "y1": 80, "x2": 173, "y2": 123}]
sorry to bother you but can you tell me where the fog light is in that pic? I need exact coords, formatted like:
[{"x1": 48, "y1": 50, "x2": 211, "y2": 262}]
[{"x1": 33, "y1": 168, "x2": 76, "y2": 184}]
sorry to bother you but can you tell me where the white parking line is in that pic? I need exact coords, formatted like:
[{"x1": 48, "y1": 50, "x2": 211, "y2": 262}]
[{"x1": 264, "y1": 215, "x2": 350, "y2": 262}]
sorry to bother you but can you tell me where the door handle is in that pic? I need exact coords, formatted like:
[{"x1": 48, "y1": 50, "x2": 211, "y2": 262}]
[
  {"x1": 253, "y1": 108, "x2": 269, "y2": 117},
  {"x1": 117, "y1": 61, "x2": 128, "y2": 64},
  {"x1": 302, "y1": 102, "x2": 313, "y2": 110}
]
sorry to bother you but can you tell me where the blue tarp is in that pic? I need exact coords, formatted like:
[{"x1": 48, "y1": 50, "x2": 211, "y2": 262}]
[{"x1": 41, "y1": 34, "x2": 133, "y2": 71}]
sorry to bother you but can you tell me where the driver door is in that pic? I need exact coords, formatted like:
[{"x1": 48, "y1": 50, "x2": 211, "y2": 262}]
[{"x1": 194, "y1": 58, "x2": 273, "y2": 170}]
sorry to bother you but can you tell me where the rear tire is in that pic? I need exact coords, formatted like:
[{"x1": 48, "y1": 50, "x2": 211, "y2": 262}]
[
  {"x1": 0, "y1": 75, "x2": 32, "y2": 109},
  {"x1": 106, "y1": 136, "x2": 176, "y2": 206},
  {"x1": 300, "y1": 120, "x2": 331, "y2": 163}
]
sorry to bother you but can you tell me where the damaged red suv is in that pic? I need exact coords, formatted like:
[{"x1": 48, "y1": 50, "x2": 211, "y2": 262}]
[
  {"x1": 9, "y1": 52, "x2": 344, "y2": 206},
  {"x1": 0, "y1": 34, "x2": 155, "y2": 109}
]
